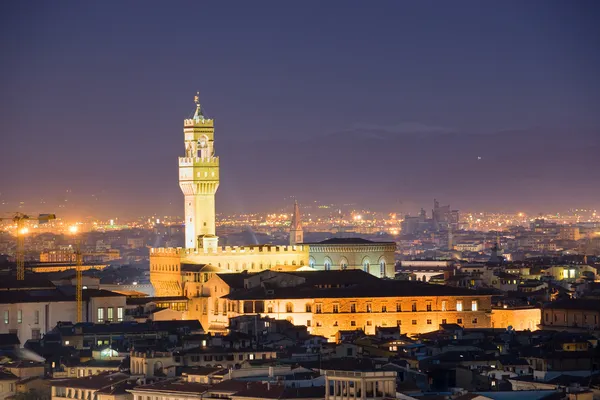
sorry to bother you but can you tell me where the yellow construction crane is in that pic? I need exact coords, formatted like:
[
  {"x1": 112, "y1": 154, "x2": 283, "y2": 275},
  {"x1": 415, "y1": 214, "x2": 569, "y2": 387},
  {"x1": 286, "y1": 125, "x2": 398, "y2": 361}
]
[
  {"x1": 69, "y1": 225, "x2": 83, "y2": 322},
  {"x1": 1, "y1": 212, "x2": 56, "y2": 280}
]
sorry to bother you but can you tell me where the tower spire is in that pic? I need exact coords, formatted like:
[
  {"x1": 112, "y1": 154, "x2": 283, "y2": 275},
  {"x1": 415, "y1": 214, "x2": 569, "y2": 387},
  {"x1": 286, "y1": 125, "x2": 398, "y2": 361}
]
[
  {"x1": 289, "y1": 200, "x2": 303, "y2": 245},
  {"x1": 193, "y1": 91, "x2": 204, "y2": 121}
]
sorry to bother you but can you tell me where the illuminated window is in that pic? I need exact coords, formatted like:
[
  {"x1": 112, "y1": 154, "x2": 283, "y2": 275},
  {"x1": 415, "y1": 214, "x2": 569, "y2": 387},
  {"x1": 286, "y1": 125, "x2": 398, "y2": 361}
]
[
  {"x1": 305, "y1": 304, "x2": 312, "y2": 313},
  {"x1": 363, "y1": 259, "x2": 370, "y2": 272},
  {"x1": 351, "y1": 303, "x2": 356, "y2": 313},
  {"x1": 286, "y1": 303, "x2": 293, "y2": 313},
  {"x1": 333, "y1": 304, "x2": 339, "y2": 313},
  {"x1": 366, "y1": 303, "x2": 372, "y2": 313},
  {"x1": 442, "y1": 301, "x2": 447, "y2": 311},
  {"x1": 34, "y1": 310, "x2": 40, "y2": 325},
  {"x1": 315, "y1": 304, "x2": 322, "y2": 314},
  {"x1": 97, "y1": 308, "x2": 104, "y2": 323},
  {"x1": 17, "y1": 310, "x2": 22, "y2": 324},
  {"x1": 471, "y1": 300, "x2": 478, "y2": 311},
  {"x1": 107, "y1": 307, "x2": 114, "y2": 322},
  {"x1": 456, "y1": 300, "x2": 463, "y2": 312},
  {"x1": 396, "y1": 303, "x2": 401, "y2": 312},
  {"x1": 380, "y1": 259, "x2": 386, "y2": 277}
]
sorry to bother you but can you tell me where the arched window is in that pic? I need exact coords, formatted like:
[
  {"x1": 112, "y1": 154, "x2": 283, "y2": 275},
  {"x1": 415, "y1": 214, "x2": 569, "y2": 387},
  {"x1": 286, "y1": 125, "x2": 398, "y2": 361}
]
[
  {"x1": 379, "y1": 257, "x2": 386, "y2": 277},
  {"x1": 286, "y1": 303, "x2": 294, "y2": 313},
  {"x1": 362, "y1": 257, "x2": 370, "y2": 273},
  {"x1": 324, "y1": 257, "x2": 332, "y2": 271},
  {"x1": 339, "y1": 257, "x2": 348, "y2": 270},
  {"x1": 309, "y1": 257, "x2": 316, "y2": 269}
]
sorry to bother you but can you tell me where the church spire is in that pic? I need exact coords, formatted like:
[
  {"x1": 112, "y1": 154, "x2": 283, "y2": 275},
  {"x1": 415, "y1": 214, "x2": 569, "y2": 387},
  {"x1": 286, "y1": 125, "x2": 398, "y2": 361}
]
[{"x1": 289, "y1": 200, "x2": 303, "y2": 245}]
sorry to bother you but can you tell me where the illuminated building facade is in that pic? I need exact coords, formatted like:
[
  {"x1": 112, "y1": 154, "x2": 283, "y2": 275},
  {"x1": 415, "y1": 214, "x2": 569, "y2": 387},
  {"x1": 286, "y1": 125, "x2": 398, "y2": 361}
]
[
  {"x1": 186, "y1": 270, "x2": 495, "y2": 337},
  {"x1": 150, "y1": 95, "x2": 395, "y2": 297}
]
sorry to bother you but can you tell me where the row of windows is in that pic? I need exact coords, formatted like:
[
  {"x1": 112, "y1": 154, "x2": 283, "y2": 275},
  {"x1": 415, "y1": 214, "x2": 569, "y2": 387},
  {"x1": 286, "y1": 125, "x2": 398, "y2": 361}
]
[
  {"x1": 156, "y1": 302, "x2": 188, "y2": 312},
  {"x1": 97, "y1": 307, "x2": 124, "y2": 323},
  {"x1": 306, "y1": 317, "x2": 478, "y2": 328},
  {"x1": 153, "y1": 259, "x2": 307, "y2": 273},
  {"x1": 274, "y1": 300, "x2": 478, "y2": 314},
  {"x1": 186, "y1": 353, "x2": 270, "y2": 362},
  {"x1": 3, "y1": 310, "x2": 39, "y2": 325},
  {"x1": 545, "y1": 312, "x2": 598, "y2": 324}
]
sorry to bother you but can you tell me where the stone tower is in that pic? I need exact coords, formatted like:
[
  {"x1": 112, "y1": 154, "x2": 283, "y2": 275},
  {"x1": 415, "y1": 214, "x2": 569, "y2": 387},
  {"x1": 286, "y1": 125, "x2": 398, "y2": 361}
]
[
  {"x1": 289, "y1": 200, "x2": 303, "y2": 245},
  {"x1": 179, "y1": 93, "x2": 219, "y2": 249}
]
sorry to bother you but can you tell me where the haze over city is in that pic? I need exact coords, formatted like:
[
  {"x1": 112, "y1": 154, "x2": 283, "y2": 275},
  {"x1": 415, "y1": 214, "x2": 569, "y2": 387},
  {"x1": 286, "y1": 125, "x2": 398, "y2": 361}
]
[{"x1": 2, "y1": 1, "x2": 599, "y2": 219}]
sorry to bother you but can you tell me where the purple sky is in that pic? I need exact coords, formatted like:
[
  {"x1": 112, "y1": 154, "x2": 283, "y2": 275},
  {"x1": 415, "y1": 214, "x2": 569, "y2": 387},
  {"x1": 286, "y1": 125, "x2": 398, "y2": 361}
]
[{"x1": 1, "y1": 1, "x2": 599, "y2": 219}]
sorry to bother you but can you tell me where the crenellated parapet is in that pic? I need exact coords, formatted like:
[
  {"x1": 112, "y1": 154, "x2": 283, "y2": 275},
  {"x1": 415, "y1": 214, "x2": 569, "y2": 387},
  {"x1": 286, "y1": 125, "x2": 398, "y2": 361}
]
[
  {"x1": 184, "y1": 118, "x2": 213, "y2": 128},
  {"x1": 151, "y1": 244, "x2": 307, "y2": 256},
  {"x1": 308, "y1": 243, "x2": 396, "y2": 253},
  {"x1": 178, "y1": 156, "x2": 219, "y2": 167}
]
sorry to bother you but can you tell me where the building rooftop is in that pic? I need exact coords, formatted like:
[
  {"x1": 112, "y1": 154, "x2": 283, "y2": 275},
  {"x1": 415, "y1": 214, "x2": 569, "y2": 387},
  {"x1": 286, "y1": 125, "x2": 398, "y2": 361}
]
[
  {"x1": 132, "y1": 379, "x2": 211, "y2": 394},
  {"x1": 126, "y1": 296, "x2": 188, "y2": 306},
  {"x1": 307, "y1": 237, "x2": 396, "y2": 245},
  {"x1": 51, "y1": 372, "x2": 129, "y2": 390},
  {"x1": 226, "y1": 275, "x2": 492, "y2": 301},
  {"x1": 544, "y1": 298, "x2": 600, "y2": 311},
  {"x1": 0, "y1": 334, "x2": 20, "y2": 347}
]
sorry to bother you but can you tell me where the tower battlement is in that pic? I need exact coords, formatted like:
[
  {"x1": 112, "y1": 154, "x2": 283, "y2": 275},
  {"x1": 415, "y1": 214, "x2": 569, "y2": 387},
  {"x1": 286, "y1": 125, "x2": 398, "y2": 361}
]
[
  {"x1": 151, "y1": 244, "x2": 307, "y2": 256},
  {"x1": 184, "y1": 118, "x2": 213, "y2": 127},
  {"x1": 178, "y1": 156, "x2": 219, "y2": 167}
]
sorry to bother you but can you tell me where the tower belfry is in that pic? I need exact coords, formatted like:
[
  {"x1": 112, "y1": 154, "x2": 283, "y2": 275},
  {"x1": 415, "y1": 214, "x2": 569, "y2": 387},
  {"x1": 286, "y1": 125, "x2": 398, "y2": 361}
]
[
  {"x1": 289, "y1": 200, "x2": 303, "y2": 245},
  {"x1": 179, "y1": 93, "x2": 220, "y2": 249}
]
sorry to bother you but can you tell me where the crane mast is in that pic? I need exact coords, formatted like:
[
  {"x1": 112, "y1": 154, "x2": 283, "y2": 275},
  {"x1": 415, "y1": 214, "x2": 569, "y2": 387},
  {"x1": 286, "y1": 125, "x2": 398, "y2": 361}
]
[
  {"x1": 74, "y1": 234, "x2": 83, "y2": 323},
  {"x1": 2, "y1": 213, "x2": 56, "y2": 280}
]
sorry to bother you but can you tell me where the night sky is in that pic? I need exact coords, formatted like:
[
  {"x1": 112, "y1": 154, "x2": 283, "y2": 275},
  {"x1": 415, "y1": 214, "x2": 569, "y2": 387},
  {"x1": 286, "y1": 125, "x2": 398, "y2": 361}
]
[{"x1": 1, "y1": 1, "x2": 599, "y2": 219}]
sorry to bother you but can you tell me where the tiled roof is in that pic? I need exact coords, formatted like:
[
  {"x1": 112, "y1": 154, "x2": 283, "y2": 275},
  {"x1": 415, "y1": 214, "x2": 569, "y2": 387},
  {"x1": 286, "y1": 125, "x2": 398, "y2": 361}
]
[
  {"x1": 132, "y1": 379, "x2": 211, "y2": 393},
  {"x1": 544, "y1": 298, "x2": 600, "y2": 311},
  {"x1": 51, "y1": 372, "x2": 129, "y2": 390},
  {"x1": 309, "y1": 237, "x2": 395, "y2": 245},
  {"x1": 226, "y1": 278, "x2": 492, "y2": 301},
  {"x1": 127, "y1": 296, "x2": 188, "y2": 305}
]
